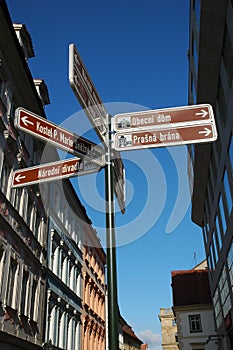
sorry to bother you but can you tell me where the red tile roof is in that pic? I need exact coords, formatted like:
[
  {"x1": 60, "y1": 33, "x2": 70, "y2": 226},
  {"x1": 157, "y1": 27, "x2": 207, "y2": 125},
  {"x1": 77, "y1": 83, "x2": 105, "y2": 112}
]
[
  {"x1": 172, "y1": 269, "x2": 212, "y2": 306},
  {"x1": 122, "y1": 324, "x2": 143, "y2": 343}
]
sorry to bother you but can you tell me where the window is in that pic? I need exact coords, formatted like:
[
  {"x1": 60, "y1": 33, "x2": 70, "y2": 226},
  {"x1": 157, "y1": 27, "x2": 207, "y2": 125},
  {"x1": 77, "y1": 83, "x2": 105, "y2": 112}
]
[
  {"x1": 219, "y1": 265, "x2": 232, "y2": 317},
  {"x1": 218, "y1": 194, "x2": 227, "y2": 235},
  {"x1": 189, "y1": 314, "x2": 202, "y2": 333},
  {"x1": 212, "y1": 231, "x2": 219, "y2": 264},
  {"x1": 213, "y1": 288, "x2": 222, "y2": 328},
  {"x1": 223, "y1": 170, "x2": 232, "y2": 217},
  {"x1": 215, "y1": 214, "x2": 222, "y2": 249},
  {"x1": 0, "y1": 162, "x2": 10, "y2": 195},
  {"x1": 30, "y1": 278, "x2": 38, "y2": 320},
  {"x1": 228, "y1": 241, "x2": 233, "y2": 288},
  {"x1": 7, "y1": 257, "x2": 18, "y2": 307},
  {"x1": 20, "y1": 269, "x2": 29, "y2": 316},
  {"x1": 209, "y1": 243, "x2": 216, "y2": 269},
  {"x1": 229, "y1": 135, "x2": 233, "y2": 170}
]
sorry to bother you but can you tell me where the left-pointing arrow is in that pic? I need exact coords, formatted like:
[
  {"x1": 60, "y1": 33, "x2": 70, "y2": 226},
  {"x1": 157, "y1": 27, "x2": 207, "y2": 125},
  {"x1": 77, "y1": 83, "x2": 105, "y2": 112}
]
[
  {"x1": 15, "y1": 174, "x2": 26, "y2": 182},
  {"x1": 21, "y1": 116, "x2": 34, "y2": 126}
]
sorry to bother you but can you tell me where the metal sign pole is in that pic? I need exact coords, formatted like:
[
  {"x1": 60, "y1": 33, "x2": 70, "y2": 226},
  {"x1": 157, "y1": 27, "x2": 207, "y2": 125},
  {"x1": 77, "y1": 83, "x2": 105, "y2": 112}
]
[{"x1": 105, "y1": 114, "x2": 119, "y2": 350}]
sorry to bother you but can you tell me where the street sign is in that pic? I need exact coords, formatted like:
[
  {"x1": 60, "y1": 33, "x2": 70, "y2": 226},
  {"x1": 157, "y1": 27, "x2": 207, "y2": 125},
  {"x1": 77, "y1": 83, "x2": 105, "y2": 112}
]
[
  {"x1": 15, "y1": 107, "x2": 105, "y2": 167},
  {"x1": 113, "y1": 123, "x2": 217, "y2": 151},
  {"x1": 78, "y1": 159, "x2": 102, "y2": 176},
  {"x1": 69, "y1": 43, "x2": 107, "y2": 143},
  {"x1": 112, "y1": 104, "x2": 215, "y2": 132},
  {"x1": 11, "y1": 158, "x2": 83, "y2": 188}
]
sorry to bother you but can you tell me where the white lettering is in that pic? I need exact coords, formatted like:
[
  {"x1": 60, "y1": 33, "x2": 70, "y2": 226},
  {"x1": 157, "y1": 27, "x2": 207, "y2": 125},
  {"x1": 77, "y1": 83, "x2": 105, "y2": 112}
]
[
  {"x1": 156, "y1": 114, "x2": 171, "y2": 123},
  {"x1": 132, "y1": 115, "x2": 155, "y2": 127},
  {"x1": 38, "y1": 166, "x2": 60, "y2": 178},
  {"x1": 60, "y1": 133, "x2": 73, "y2": 147},
  {"x1": 36, "y1": 122, "x2": 53, "y2": 137},
  {"x1": 133, "y1": 133, "x2": 157, "y2": 145},
  {"x1": 159, "y1": 131, "x2": 180, "y2": 142}
]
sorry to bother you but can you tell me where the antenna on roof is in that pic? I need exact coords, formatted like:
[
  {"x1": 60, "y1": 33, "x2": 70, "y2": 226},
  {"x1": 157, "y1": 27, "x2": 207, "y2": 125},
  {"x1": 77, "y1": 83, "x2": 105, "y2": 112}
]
[{"x1": 193, "y1": 252, "x2": 197, "y2": 266}]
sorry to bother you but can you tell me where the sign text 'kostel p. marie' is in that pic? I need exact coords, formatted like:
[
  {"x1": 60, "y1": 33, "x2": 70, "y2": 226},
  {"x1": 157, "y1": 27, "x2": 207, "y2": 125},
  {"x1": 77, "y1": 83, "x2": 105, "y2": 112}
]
[{"x1": 15, "y1": 107, "x2": 105, "y2": 166}]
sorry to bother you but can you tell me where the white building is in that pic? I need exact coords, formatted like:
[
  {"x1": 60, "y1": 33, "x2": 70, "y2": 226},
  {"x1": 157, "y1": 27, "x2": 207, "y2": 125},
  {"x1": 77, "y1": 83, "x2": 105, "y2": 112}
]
[{"x1": 171, "y1": 261, "x2": 218, "y2": 350}]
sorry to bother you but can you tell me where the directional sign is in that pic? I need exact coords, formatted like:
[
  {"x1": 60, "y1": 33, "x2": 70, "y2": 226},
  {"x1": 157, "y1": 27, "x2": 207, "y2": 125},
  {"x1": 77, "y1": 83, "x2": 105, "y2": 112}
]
[
  {"x1": 78, "y1": 159, "x2": 102, "y2": 176},
  {"x1": 112, "y1": 104, "x2": 214, "y2": 131},
  {"x1": 69, "y1": 45, "x2": 126, "y2": 213},
  {"x1": 11, "y1": 158, "x2": 83, "y2": 188},
  {"x1": 113, "y1": 123, "x2": 217, "y2": 151},
  {"x1": 69, "y1": 43, "x2": 107, "y2": 143},
  {"x1": 15, "y1": 107, "x2": 105, "y2": 167}
]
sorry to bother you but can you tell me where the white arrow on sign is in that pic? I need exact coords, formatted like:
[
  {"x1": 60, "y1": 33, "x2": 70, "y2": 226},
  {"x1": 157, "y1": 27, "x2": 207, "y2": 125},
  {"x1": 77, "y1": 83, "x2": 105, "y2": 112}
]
[
  {"x1": 15, "y1": 174, "x2": 26, "y2": 182},
  {"x1": 195, "y1": 109, "x2": 208, "y2": 118},
  {"x1": 15, "y1": 107, "x2": 105, "y2": 167},
  {"x1": 198, "y1": 127, "x2": 212, "y2": 137},
  {"x1": 21, "y1": 116, "x2": 34, "y2": 126}
]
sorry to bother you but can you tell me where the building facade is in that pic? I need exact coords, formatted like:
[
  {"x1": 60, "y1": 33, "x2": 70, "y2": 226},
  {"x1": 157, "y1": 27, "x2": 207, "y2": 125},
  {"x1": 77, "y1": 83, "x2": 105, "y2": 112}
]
[
  {"x1": 0, "y1": 0, "x2": 50, "y2": 348},
  {"x1": 44, "y1": 179, "x2": 84, "y2": 350},
  {"x1": 171, "y1": 262, "x2": 217, "y2": 350},
  {"x1": 119, "y1": 315, "x2": 143, "y2": 350},
  {"x1": 82, "y1": 229, "x2": 106, "y2": 350},
  {"x1": 158, "y1": 308, "x2": 179, "y2": 350},
  {"x1": 188, "y1": 0, "x2": 233, "y2": 348},
  {"x1": 0, "y1": 1, "x2": 107, "y2": 350}
]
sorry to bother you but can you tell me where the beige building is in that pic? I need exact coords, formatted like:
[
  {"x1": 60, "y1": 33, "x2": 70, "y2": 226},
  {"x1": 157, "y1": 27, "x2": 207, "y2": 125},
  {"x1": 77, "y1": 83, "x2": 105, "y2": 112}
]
[
  {"x1": 82, "y1": 229, "x2": 106, "y2": 350},
  {"x1": 159, "y1": 308, "x2": 179, "y2": 350}
]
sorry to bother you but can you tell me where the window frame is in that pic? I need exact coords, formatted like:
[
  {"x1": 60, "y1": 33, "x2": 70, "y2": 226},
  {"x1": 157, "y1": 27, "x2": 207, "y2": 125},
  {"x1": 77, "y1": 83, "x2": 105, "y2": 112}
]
[{"x1": 189, "y1": 314, "x2": 202, "y2": 333}]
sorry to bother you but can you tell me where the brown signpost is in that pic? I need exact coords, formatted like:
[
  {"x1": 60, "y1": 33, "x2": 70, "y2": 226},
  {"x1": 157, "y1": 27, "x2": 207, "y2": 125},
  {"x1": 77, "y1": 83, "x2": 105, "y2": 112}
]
[
  {"x1": 113, "y1": 123, "x2": 217, "y2": 151},
  {"x1": 112, "y1": 104, "x2": 217, "y2": 152},
  {"x1": 11, "y1": 157, "x2": 83, "y2": 188},
  {"x1": 15, "y1": 107, "x2": 105, "y2": 167},
  {"x1": 69, "y1": 43, "x2": 126, "y2": 214},
  {"x1": 112, "y1": 104, "x2": 214, "y2": 131},
  {"x1": 69, "y1": 43, "x2": 107, "y2": 142}
]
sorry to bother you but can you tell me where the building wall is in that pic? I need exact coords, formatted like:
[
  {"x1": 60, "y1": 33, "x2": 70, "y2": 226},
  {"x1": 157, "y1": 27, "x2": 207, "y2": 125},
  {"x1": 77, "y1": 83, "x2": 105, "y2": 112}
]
[
  {"x1": 44, "y1": 179, "x2": 84, "y2": 350},
  {"x1": 82, "y1": 241, "x2": 106, "y2": 350},
  {"x1": 0, "y1": 3, "x2": 107, "y2": 350},
  {"x1": 189, "y1": 0, "x2": 233, "y2": 348},
  {"x1": 0, "y1": 1, "x2": 50, "y2": 348},
  {"x1": 175, "y1": 307, "x2": 217, "y2": 350},
  {"x1": 159, "y1": 308, "x2": 178, "y2": 350}
]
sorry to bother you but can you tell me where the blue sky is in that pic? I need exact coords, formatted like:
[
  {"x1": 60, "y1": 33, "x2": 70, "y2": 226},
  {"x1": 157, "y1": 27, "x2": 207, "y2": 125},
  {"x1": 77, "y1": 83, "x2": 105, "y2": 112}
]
[{"x1": 7, "y1": 1, "x2": 206, "y2": 349}]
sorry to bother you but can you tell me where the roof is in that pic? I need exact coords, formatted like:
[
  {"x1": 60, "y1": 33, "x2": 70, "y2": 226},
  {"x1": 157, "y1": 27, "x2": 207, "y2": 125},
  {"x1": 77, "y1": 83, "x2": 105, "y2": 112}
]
[
  {"x1": 171, "y1": 269, "x2": 212, "y2": 307},
  {"x1": 119, "y1": 313, "x2": 143, "y2": 345},
  {"x1": 122, "y1": 324, "x2": 143, "y2": 344}
]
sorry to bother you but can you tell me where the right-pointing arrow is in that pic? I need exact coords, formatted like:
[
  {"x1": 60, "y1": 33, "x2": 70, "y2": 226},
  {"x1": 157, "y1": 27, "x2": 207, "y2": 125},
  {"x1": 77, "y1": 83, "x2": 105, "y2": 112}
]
[
  {"x1": 198, "y1": 127, "x2": 212, "y2": 137},
  {"x1": 195, "y1": 109, "x2": 208, "y2": 119}
]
